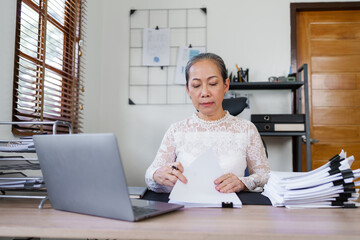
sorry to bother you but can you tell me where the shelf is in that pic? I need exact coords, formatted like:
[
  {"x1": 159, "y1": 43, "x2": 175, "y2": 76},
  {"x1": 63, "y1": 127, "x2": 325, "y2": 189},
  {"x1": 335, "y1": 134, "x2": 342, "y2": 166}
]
[
  {"x1": 229, "y1": 82, "x2": 304, "y2": 90},
  {"x1": 227, "y1": 65, "x2": 310, "y2": 172},
  {"x1": 259, "y1": 132, "x2": 305, "y2": 136},
  {"x1": 0, "y1": 185, "x2": 46, "y2": 191},
  {"x1": 0, "y1": 161, "x2": 40, "y2": 171}
]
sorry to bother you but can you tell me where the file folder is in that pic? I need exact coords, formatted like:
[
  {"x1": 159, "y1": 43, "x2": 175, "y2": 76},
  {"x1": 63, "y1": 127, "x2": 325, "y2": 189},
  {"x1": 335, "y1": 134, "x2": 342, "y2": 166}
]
[{"x1": 254, "y1": 123, "x2": 305, "y2": 132}]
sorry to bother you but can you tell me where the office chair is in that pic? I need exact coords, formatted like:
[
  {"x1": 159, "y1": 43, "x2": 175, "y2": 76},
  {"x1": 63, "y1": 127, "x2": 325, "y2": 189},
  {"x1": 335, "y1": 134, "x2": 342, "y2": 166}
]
[
  {"x1": 222, "y1": 97, "x2": 248, "y2": 116},
  {"x1": 222, "y1": 97, "x2": 269, "y2": 177}
]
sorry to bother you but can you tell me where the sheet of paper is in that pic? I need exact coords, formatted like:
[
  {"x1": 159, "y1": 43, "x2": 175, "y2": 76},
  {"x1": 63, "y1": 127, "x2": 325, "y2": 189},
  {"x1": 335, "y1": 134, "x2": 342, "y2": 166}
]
[
  {"x1": 174, "y1": 46, "x2": 205, "y2": 84},
  {"x1": 142, "y1": 28, "x2": 170, "y2": 66},
  {"x1": 169, "y1": 148, "x2": 242, "y2": 208},
  {"x1": 0, "y1": 140, "x2": 35, "y2": 152}
]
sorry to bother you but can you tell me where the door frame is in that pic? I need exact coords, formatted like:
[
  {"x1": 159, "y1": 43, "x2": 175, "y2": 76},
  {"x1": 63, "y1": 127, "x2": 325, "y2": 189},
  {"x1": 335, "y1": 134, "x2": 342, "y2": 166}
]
[{"x1": 290, "y1": 2, "x2": 360, "y2": 171}]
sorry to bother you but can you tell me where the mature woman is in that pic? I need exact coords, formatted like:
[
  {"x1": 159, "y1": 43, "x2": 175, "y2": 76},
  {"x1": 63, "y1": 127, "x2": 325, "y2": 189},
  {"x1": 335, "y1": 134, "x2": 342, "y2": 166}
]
[{"x1": 145, "y1": 53, "x2": 270, "y2": 193}]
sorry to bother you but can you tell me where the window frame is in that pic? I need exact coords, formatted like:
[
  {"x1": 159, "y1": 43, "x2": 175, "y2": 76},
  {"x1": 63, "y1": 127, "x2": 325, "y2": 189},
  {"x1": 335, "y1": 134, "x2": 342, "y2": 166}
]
[{"x1": 12, "y1": 0, "x2": 84, "y2": 135}]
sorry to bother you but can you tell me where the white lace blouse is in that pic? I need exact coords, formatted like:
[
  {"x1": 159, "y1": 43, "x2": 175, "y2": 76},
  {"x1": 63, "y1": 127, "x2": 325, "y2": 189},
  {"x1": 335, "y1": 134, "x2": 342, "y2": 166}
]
[{"x1": 145, "y1": 111, "x2": 270, "y2": 193}]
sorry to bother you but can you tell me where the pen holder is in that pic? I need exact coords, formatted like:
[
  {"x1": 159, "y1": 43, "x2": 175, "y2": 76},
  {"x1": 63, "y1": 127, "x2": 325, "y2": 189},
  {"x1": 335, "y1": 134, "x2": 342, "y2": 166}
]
[
  {"x1": 229, "y1": 71, "x2": 239, "y2": 82},
  {"x1": 237, "y1": 68, "x2": 249, "y2": 82}
]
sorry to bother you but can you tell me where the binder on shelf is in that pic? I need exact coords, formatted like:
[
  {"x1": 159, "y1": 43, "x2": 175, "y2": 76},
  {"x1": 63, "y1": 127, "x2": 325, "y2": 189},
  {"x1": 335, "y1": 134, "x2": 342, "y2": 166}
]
[
  {"x1": 254, "y1": 123, "x2": 305, "y2": 132},
  {"x1": 251, "y1": 114, "x2": 305, "y2": 123}
]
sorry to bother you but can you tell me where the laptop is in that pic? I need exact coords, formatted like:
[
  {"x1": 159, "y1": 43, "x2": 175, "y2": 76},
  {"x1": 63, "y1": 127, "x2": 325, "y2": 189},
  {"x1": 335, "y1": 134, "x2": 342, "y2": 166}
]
[{"x1": 33, "y1": 133, "x2": 183, "y2": 221}]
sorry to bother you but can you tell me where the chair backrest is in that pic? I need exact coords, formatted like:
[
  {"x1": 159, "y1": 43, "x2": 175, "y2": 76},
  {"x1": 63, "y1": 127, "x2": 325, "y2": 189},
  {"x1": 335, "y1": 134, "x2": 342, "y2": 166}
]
[
  {"x1": 222, "y1": 97, "x2": 248, "y2": 116},
  {"x1": 222, "y1": 97, "x2": 268, "y2": 177}
]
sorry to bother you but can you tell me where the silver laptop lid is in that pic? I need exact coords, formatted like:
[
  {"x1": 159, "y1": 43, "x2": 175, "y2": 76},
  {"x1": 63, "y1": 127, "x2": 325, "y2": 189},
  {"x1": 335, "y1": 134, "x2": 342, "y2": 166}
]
[{"x1": 34, "y1": 133, "x2": 135, "y2": 221}]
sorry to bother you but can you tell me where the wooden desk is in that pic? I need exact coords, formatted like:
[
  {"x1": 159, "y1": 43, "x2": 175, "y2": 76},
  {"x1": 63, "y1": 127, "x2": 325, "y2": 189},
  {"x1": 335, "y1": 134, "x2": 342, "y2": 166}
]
[{"x1": 1, "y1": 198, "x2": 359, "y2": 240}]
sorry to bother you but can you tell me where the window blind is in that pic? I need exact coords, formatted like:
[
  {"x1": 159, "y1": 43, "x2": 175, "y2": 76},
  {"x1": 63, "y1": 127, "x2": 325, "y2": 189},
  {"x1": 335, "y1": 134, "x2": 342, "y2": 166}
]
[{"x1": 12, "y1": 0, "x2": 86, "y2": 135}]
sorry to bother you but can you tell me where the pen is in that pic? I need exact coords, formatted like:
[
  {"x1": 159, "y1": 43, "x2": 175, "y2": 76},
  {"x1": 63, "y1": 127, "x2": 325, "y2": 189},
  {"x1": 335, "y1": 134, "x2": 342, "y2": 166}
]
[{"x1": 236, "y1": 64, "x2": 242, "y2": 82}]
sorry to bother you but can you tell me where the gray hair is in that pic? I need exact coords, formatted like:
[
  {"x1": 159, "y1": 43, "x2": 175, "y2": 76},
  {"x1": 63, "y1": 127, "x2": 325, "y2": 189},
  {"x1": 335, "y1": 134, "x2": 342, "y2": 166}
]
[{"x1": 185, "y1": 53, "x2": 228, "y2": 86}]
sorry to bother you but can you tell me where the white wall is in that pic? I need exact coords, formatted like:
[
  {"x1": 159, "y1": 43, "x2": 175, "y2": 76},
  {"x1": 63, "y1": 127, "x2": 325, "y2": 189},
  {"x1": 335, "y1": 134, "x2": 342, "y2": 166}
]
[
  {"x1": 1, "y1": 0, "x2": 357, "y2": 187},
  {"x1": 0, "y1": 0, "x2": 17, "y2": 139},
  {"x1": 84, "y1": 0, "x2": 295, "y2": 186}
]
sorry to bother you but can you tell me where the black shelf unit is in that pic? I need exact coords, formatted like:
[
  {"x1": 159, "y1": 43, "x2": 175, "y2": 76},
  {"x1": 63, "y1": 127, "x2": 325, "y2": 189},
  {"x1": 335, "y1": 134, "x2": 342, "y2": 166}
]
[
  {"x1": 259, "y1": 132, "x2": 305, "y2": 137},
  {"x1": 229, "y1": 64, "x2": 311, "y2": 172},
  {"x1": 229, "y1": 81, "x2": 304, "y2": 90}
]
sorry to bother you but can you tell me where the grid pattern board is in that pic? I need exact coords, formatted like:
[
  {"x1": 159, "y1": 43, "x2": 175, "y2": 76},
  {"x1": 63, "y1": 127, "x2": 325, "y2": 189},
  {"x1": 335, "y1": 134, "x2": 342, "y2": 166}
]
[{"x1": 129, "y1": 8, "x2": 207, "y2": 105}]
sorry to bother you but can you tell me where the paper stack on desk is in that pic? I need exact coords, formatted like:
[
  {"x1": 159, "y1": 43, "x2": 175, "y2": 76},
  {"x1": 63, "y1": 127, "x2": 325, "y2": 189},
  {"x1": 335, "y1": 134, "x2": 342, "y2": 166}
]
[
  {"x1": 169, "y1": 148, "x2": 242, "y2": 208},
  {"x1": 0, "y1": 139, "x2": 35, "y2": 152},
  {"x1": 262, "y1": 150, "x2": 360, "y2": 209},
  {"x1": 0, "y1": 173, "x2": 44, "y2": 189}
]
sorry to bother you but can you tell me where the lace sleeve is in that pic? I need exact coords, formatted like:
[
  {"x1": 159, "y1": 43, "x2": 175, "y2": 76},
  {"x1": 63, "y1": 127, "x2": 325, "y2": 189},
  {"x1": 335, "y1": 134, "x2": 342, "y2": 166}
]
[
  {"x1": 145, "y1": 125, "x2": 176, "y2": 193},
  {"x1": 239, "y1": 122, "x2": 270, "y2": 192}
]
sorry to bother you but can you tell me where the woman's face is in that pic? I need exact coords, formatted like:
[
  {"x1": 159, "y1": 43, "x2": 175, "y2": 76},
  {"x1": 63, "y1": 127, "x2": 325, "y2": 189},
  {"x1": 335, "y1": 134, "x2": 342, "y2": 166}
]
[{"x1": 186, "y1": 59, "x2": 229, "y2": 120}]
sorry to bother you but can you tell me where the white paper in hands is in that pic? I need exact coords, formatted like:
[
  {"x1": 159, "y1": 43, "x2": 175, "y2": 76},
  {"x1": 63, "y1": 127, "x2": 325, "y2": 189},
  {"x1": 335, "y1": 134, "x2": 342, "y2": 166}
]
[{"x1": 169, "y1": 148, "x2": 242, "y2": 208}]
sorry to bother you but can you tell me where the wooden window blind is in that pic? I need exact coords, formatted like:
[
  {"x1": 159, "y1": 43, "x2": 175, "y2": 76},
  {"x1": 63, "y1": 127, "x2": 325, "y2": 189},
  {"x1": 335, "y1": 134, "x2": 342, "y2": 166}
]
[{"x1": 12, "y1": 0, "x2": 86, "y2": 135}]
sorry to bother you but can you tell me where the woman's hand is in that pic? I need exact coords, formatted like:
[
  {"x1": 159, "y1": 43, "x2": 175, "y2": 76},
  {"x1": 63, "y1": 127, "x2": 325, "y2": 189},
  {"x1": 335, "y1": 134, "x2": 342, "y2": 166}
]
[
  {"x1": 214, "y1": 173, "x2": 245, "y2": 193},
  {"x1": 153, "y1": 162, "x2": 187, "y2": 187}
]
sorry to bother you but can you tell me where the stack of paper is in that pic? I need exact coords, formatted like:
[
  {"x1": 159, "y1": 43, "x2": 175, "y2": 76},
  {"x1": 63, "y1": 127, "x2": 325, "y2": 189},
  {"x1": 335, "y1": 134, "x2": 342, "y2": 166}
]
[
  {"x1": 262, "y1": 150, "x2": 360, "y2": 208},
  {"x1": 169, "y1": 148, "x2": 242, "y2": 208},
  {"x1": 0, "y1": 139, "x2": 35, "y2": 152},
  {"x1": 0, "y1": 173, "x2": 44, "y2": 189}
]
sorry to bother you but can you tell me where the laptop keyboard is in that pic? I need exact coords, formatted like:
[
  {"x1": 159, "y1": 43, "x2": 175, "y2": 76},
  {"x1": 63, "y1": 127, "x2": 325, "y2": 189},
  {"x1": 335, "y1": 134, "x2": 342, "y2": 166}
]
[{"x1": 132, "y1": 206, "x2": 158, "y2": 216}]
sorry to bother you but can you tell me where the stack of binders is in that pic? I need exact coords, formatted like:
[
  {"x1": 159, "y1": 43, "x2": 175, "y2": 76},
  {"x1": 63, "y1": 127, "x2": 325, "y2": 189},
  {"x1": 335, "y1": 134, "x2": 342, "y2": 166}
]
[
  {"x1": 262, "y1": 150, "x2": 360, "y2": 208},
  {"x1": 251, "y1": 114, "x2": 305, "y2": 132}
]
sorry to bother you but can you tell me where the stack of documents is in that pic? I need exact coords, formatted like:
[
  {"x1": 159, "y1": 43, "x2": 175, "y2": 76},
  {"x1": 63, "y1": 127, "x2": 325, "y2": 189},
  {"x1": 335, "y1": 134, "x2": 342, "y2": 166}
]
[
  {"x1": 0, "y1": 173, "x2": 44, "y2": 189},
  {"x1": 169, "y1": 148, "x2": 242, "y2": 208},
  {"x1": 262, "y1": 150, "x2": 360, "y2": 208},
  {"x1": 0, "y1": 139, "x2": 35, "y2": 152}
]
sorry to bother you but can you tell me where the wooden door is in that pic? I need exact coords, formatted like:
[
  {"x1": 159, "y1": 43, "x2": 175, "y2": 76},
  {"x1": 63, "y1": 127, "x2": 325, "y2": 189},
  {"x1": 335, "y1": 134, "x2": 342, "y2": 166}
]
[{"x1": 297, "y1": 10, "x2": 360, "y2": 170}]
